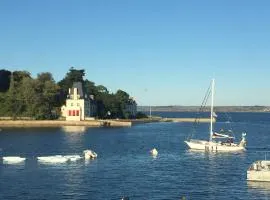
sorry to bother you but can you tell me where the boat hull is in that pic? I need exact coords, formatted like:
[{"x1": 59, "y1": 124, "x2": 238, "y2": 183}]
[
  {"x1": 37, "y1": 155, "x2": 69, "y2": 163},
  {"x1": 247, "y1": 171, "x2": 270, "y2": 182},
  {"x1": 184, "y1": 140, "x2": 245, "y2": 152},
  {"x1": 247, "y1": 160, "x2": 270, "y2": 182}
]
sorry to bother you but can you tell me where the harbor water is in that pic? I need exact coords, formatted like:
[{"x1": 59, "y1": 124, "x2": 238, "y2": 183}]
[{"x1": 0, "y1": 112, "x2": 270, "y2": 199}]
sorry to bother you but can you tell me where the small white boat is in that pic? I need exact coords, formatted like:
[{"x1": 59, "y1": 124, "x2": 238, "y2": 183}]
[
  {"x1": 83, "y1": 150, "x2": 97, "y2": 160},
  {"x1": 37, "y1": 155, "x2": 69, "y2": 163},
  {"x1": 3, "y1": 156, "x2": 26, "y2": 164},
  {"x1": 247, "y1": 160, "x2": 270, "y2": 182},
  {"x1": 63, "y1": 155, "x2": 82, "y2": 162}
]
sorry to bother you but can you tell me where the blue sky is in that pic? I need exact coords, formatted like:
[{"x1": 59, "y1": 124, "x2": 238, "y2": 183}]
[{"x1": 1, "y1": 0, "x2": 270, "y2": 106}]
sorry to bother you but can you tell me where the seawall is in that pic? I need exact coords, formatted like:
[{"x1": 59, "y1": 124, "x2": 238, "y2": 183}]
[{"x1": 0, "y1": 120, "x2": 132, "y2": 127}]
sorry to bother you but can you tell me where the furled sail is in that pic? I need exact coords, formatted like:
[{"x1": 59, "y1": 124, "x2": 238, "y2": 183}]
[{"x1": 212, "y1": 132, "x2": 234, "y2": 139}]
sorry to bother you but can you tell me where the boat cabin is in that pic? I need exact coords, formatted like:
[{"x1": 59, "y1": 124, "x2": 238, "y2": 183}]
[
  {"x1": 248, "y1": 160, "x2": 270, "y2": 171},
  {"x1": 247, "y1": 160, "x2": 270, "y2": 182}
]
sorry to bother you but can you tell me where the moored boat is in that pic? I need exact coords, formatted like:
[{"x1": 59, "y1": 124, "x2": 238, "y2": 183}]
[
  {"x1": 184, "y1": 79, "x2": 247, "y2": 152},
  {"x1": 247, "y1": 160, "x2": 270, "y2": 182},
  {"x1": 37, "y1": 155, "x2": 69, "y2": 163}
]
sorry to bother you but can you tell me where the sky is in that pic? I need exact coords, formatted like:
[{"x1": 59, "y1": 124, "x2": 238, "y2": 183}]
[{"x1": 0, "y1": 0, "x2": 270, "y2": 106}]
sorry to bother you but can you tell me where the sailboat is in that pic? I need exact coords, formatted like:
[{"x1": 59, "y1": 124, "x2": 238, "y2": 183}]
[{"x1": 184, "y1": 79, "x2": 247, "y2": 152}]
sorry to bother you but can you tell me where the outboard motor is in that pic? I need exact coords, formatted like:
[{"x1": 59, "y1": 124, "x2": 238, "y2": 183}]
[{"x1": 83, "y1": 150, "x2": 98, "y2": 160}]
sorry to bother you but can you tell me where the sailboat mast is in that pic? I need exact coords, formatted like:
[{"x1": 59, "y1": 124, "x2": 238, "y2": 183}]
[{"x1": 209, "y1": 79, "x2": 215, "y2": 142}]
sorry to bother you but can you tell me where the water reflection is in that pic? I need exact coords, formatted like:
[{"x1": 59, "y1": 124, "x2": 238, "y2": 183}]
[
  {"x1": 247, "y1": 181, "x2": 270, "y2": 195},
  {"x1": 185, "y1": 149, "x2": 246, "y2": 157},
  {"x1": 61, "y1": 126, "x2": 86, "y2": 149},
  {"x1": 61, "y1": 126, "x2": 87, "y2": 133}
]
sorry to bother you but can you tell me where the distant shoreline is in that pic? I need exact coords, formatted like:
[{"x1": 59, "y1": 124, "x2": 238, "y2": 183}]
[{"x1": 138, "y1": 106, "x2": 270, "y2": 113}]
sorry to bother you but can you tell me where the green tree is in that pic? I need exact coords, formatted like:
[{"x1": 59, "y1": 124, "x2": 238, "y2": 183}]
[
  {"x1": 5, "y1": 73, "x2": 21, "y2": 119},
  {"x1": 0, "y1": 92, "x2": 8, "y2": 116},
  {"x1": 13, "y1": 71, "x2": 31, "y2": 84},
  {"x1": 58, "y1": 67, "x2": 85, "y2": 105},
  {"x1": 115, "y1": 90, "x2": 130, "y2": 118},
  {"x1": 0, "y1": 69, "x2": 11, "y2": 92},
  {"x1": 136, "y1": 112, "x2": 148, "y2": 119},
  {"x1": 96, "y1": 85, "x2": 109, "y2": 94},
  {"x1": 20, "y1": 77, "x2": 37, "y2": 118},
  {"x1": 58, "y1": 67, "x2": 85, "y2": 93},
  {"x1": 84, "y1": 79, "x2": 98, "y2": 96},
  {"x1": 34, "y1": 73, "x2": 59, "y2": 119}
]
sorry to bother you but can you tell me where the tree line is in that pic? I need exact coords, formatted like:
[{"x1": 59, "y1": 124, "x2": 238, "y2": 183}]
[{"x1": 0, "y1": 68, "x2": 146, "y2": 120}]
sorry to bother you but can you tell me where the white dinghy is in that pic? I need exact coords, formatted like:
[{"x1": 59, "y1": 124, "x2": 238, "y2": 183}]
[
  {"x1": 63, "y1": 155, "x2": 82, "y2": 162},
  {"x1": 3, "y1": 156, "x2": 26, "y2": 164},
  {"x1": 37, "y1": 150, "x2": 97, "y2": 164},
  {"x1": 37, "y1": 155, "x2": 69, "y2": 164}
]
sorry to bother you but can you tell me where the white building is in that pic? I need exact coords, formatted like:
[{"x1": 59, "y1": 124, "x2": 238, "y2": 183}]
[{"x1": 61, "y1": 82, "x2": 97, "y2": 121}]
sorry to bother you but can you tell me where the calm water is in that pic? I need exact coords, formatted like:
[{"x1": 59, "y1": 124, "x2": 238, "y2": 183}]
[{"x1": 1, "y1": 112, "x2": 270, "y2": 199}]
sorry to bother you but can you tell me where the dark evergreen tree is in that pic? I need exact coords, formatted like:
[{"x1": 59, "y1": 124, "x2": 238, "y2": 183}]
[{"x1": 0, "y1": 69, "x2": 11, "y2": 92}]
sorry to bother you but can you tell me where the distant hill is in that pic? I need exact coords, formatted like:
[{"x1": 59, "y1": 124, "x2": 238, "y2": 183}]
[{"x1": 138, "y1": 106, "x2": 270, "y2": 112}]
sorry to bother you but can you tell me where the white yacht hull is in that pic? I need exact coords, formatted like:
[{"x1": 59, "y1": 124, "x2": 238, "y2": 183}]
[
  {"x1": 247, "y1": 171, "x2": 270, "y2": 182},
  {"x1": 184, "y1": 140, "x2": 245, "y2": 152},
  {"x1": 247, "y1": 160, "x2": 270, "y2": 182}
]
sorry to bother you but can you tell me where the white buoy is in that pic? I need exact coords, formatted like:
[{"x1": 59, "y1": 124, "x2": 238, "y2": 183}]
[
  {"x1": 150, "y1": 148, "x2": 158, "y2": 157},
  {"x1": 83, "y1": 150, "x2": 97, "y2": 160}
]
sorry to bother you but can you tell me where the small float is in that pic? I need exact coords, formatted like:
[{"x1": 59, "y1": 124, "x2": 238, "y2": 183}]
[{"x1": 150, "y1": 148, "x2": 158, "y2": 157}]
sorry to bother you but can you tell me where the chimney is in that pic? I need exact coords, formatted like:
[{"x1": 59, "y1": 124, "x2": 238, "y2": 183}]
[{"x1": 74, "y1": 88, "x2": 78, "y2": 100}]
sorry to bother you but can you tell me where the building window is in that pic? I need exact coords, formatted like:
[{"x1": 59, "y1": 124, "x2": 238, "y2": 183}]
[
  {"x1": 77, "y1": 103, "x2": 80, "y2": 106},
  {"x1": 73, "y1": 110, "x2": 76, "y2": 116},
  {"x1": 76, "y1": 110, "x2": 79, "y2": 116},
  {"x1": 68, "y1": 110, "x2": 71, "y2": 116},
  {"x1": 71, "y1": 103, "x2": 73, "y2": 106}
]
